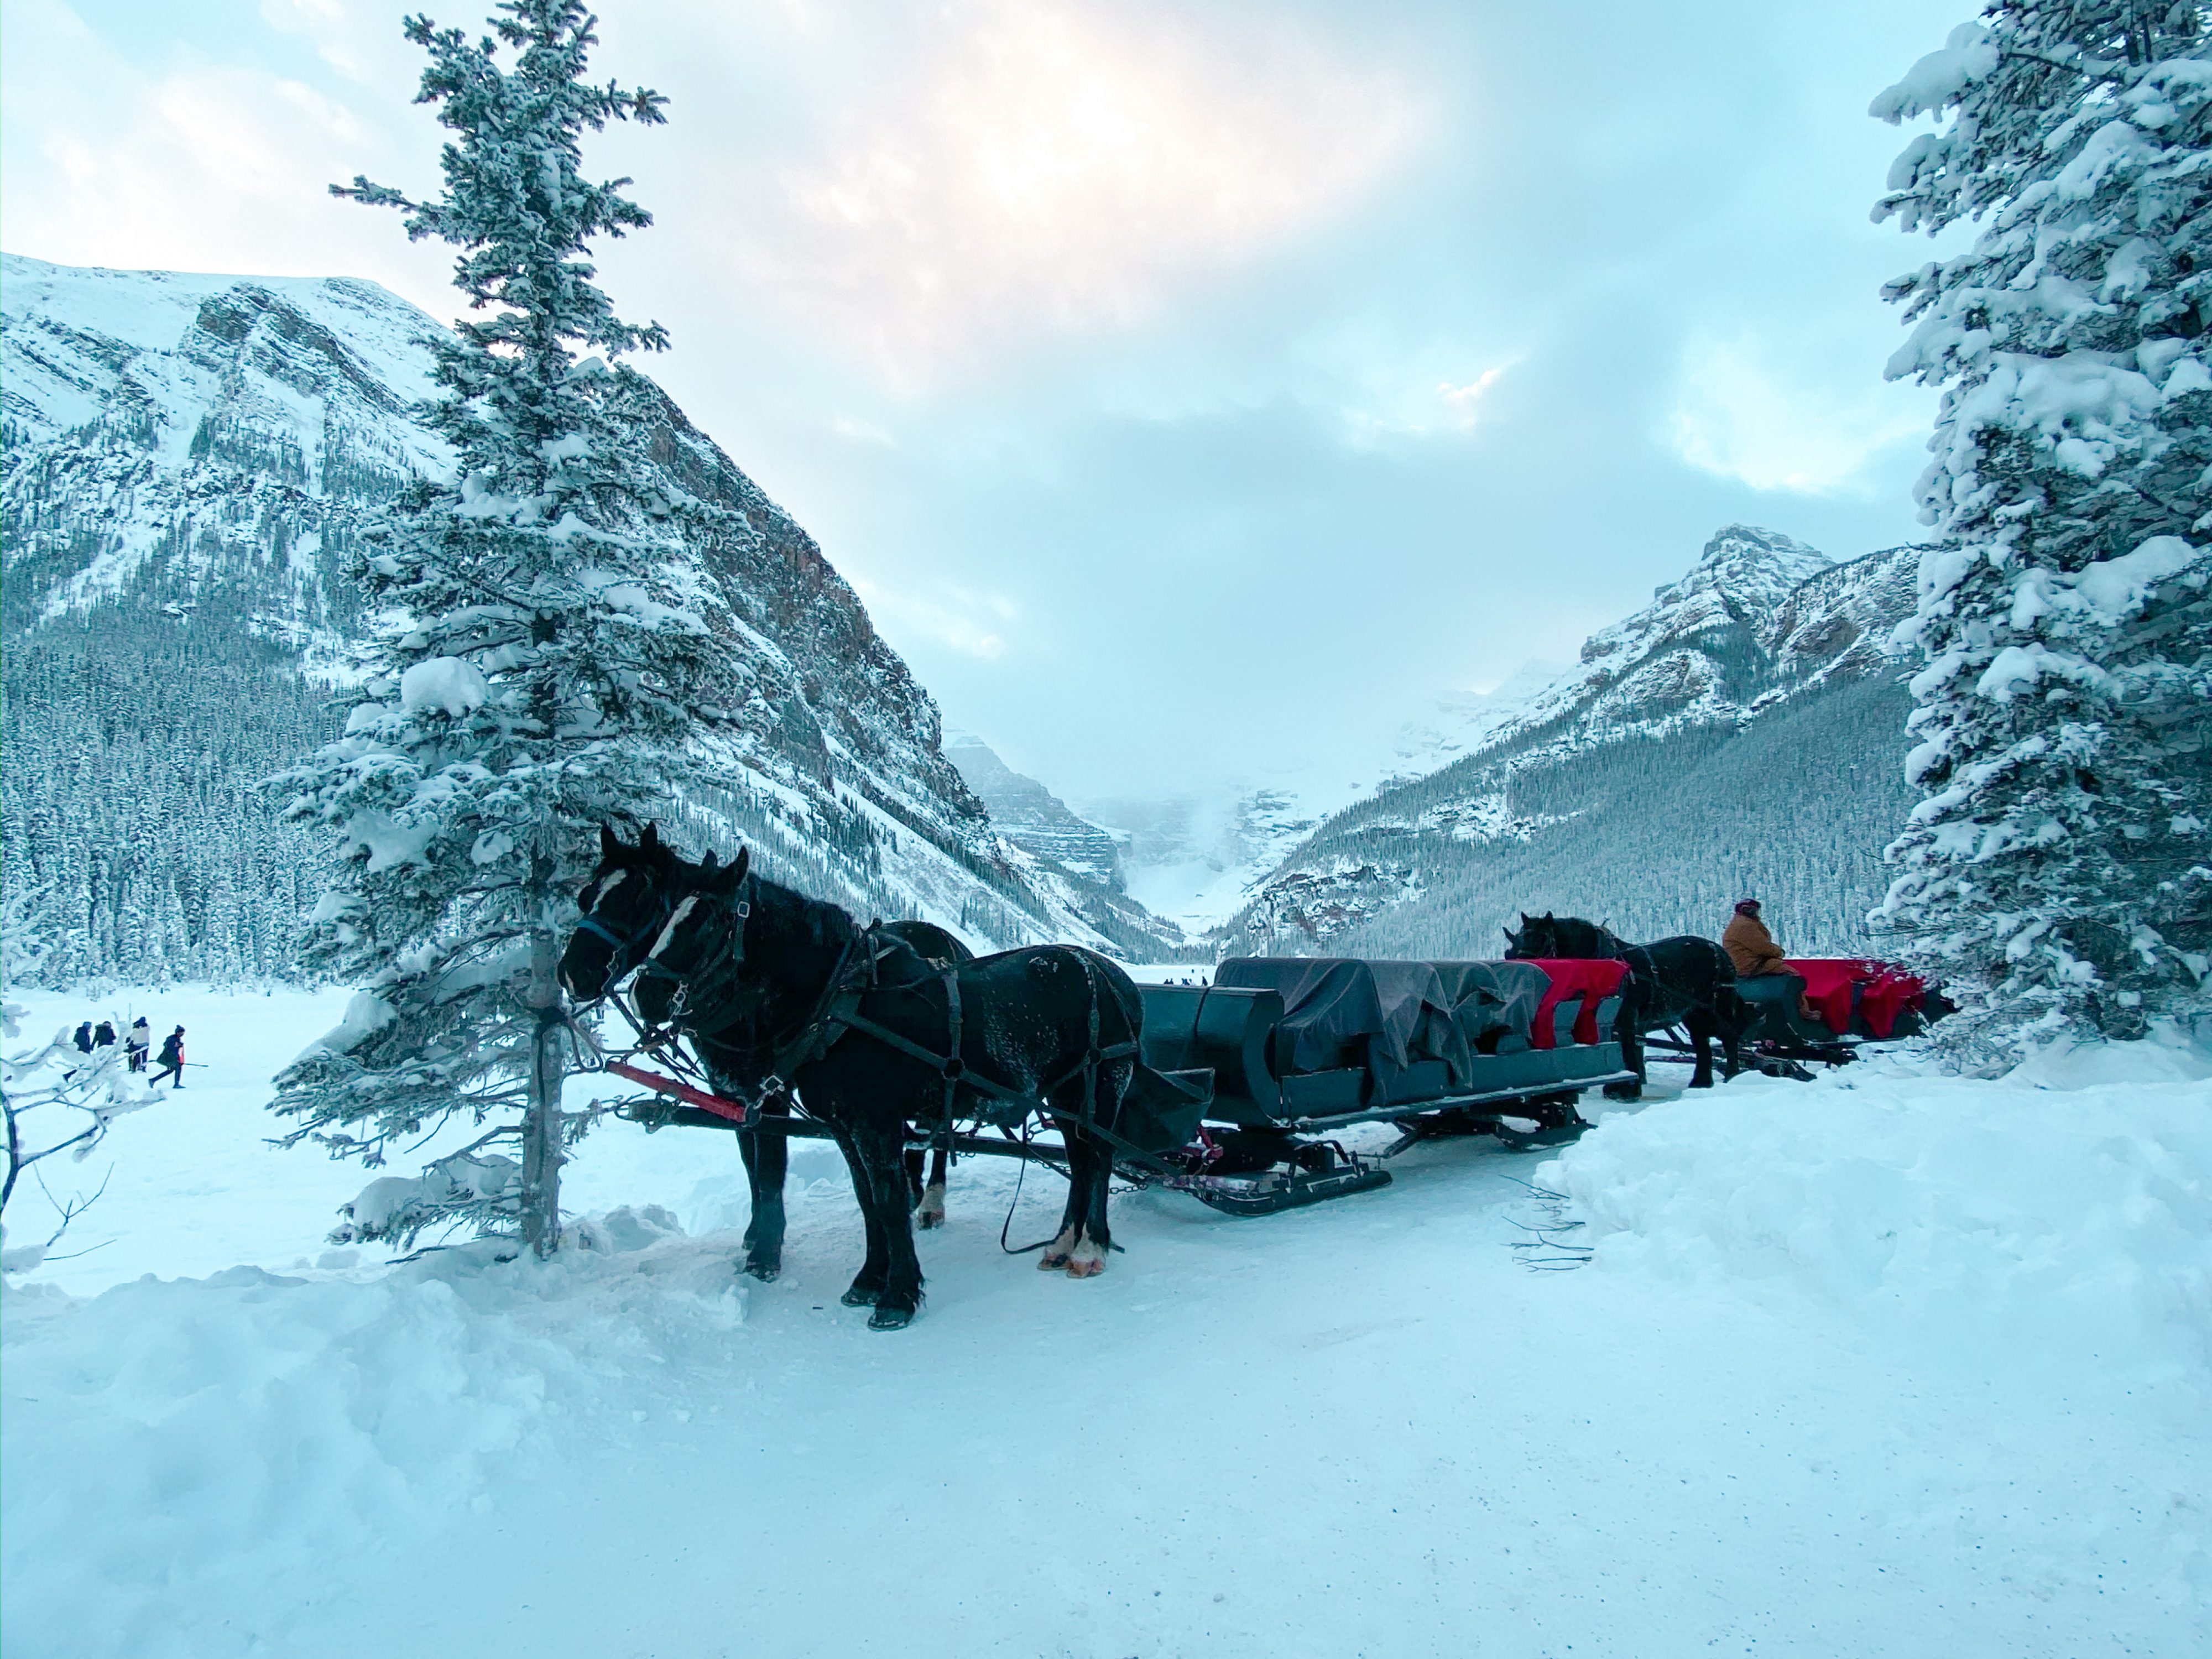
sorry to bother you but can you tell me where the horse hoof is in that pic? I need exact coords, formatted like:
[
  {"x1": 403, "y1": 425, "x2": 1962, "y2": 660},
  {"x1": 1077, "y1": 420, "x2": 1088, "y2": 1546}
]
[
  {"x1": 841, "y1": 1285, "x2": 881, "y2": 1307},
  {"x1": 868, "y1": 1305, "x2": 916, "y2": 1331},
  {"x1": 740, "y1": 1257, "x2": 780, "y2": 1282},
  {"x1": 1688, "y1": 1077, "x2": 1714, "y2": 1090},
  {"x1": 1066, "y1": 1244, "x2": 1107, "y2": 1279},
  {"x1": 917, "y1": 1209, "x2": 945, "y2": 1230}
]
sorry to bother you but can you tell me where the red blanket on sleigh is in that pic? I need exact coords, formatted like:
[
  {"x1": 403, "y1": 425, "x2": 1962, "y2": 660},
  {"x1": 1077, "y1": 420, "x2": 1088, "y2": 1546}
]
[
  {"x1": 1525, "y1": 958, "x2": 1629, "y2": 1049},
  {"x1": 1783, "y1": 959, "x2": 1926, "y2": 1039}
]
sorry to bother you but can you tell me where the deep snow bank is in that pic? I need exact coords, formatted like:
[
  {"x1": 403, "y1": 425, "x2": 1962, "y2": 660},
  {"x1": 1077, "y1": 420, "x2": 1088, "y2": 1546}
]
[
  {"x1": 6, "y1": 1013, "x2": 2209, "y2": 1658},
  {"x1": 2, "y1": 1222, "x2": 743, "y2": 1659},
  {"x1": 1538, "y1": 1031, "x2": 2212, "y2": 1383}
]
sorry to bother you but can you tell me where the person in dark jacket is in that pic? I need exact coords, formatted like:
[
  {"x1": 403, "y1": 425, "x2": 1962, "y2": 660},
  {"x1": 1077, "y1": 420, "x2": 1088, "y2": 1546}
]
[
  {"x1": 73, "y1": 1021, "x2": 95, "y2": 1054},
  {"x1": 151, "y1": 1026, "x2": 186, "y2": 1088},
  {"x1": 93, "y1": 1020, "x2": 116, "y2": 1051},
  {"x1": 126, "y1": 1017, "x2": 151, "y2": 1072}
]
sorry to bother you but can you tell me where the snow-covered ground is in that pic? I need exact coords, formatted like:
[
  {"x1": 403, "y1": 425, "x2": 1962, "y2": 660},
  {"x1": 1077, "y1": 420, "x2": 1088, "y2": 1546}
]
[{"x1": 4, "y1": 988, "x2": 2208, "y2": 1658}]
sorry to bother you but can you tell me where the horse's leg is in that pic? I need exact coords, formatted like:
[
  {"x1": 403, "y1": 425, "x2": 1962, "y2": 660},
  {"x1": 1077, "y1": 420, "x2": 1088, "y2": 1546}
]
[
  {"x1": 855, "y1": 1121, "x2": 925, "y2": 1329},
  {"x1": 1686, "y1": 1009, "x2": 1716, "y2": 1089},
  {"x1": 837, "y1": 1126, "x2": 891, "y2": 1308},
  {"x1": 1065, "y1": 1135, "x2": 1114, "y2": 1279},
  {"x1": 1067, "y1": 1066, "x2": 1128, "y2": 1279},
  {"x1": 1038, "y1": 1108, "x2": 1084, "y2": 1271},
  {"x1": 902, "y1": 1146, "x2": 925, "y2": 1211},
  {"x1": 738, "y1": 1098, "x2": 791, "y2": 1281},
  {"x1": 1607, "y1": 1020, "x2": 1645, "y2": 1102},
  {"x1": 917, "y1": 1144, "x2": 949, "y2": 1231}
]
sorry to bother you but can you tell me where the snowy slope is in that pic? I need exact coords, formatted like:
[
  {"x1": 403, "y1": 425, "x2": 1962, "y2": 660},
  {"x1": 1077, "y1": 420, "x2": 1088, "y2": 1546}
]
[
  {"x1": 1078, "y1": 783, "x2": 1335, "y2": 934},
  {"x1": 4, "y1": 982, "x2": 2207, "y2": 1658},
  {"x1": 1230, "y1": 525, "x2": 1924, "y2": 957},
  {"x1": 944, "y1": 732, "x2": 1195, "y2": 961},
  {"x1": 1, "y1": 254, "x2": 1142, "y2": 969},
  {"x1": 1384, "y1": 655, "x2": 1571, "y2": 782}
]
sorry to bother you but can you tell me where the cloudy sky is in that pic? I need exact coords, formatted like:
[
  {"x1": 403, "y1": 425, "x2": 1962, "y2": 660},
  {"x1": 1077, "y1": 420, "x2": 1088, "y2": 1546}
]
[{"x1": 2, "y1": 0, "x2": 1967, "y2": 806}]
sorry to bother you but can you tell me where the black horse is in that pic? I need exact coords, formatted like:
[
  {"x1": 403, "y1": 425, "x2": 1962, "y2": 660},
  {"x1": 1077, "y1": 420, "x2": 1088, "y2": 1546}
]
[
  {"x1": 876, "y1": 921, "x2": 974, "y2": 1229},
  {"x1": 1503, "y1": 912, "x2": 1748, "y2": 1093},
  {"x1": 559, "y1": 825, "x2": 1142, "y2": 1329}
]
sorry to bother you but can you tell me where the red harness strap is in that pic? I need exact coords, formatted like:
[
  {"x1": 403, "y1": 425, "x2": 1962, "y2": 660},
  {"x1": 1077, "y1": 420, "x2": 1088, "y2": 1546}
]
[
  {"x1": 1524, "y1": 958, "x2": 1629, "y2": 1049},
  {"x1": 606, "y1": 1060, "x2": 755, "y2": 1126}
]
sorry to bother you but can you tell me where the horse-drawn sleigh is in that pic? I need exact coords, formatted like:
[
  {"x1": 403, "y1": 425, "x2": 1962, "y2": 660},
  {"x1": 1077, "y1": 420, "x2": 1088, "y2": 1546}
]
[{"x1": 561, "y1": 828, "x2": 1929, "y2": 1328}]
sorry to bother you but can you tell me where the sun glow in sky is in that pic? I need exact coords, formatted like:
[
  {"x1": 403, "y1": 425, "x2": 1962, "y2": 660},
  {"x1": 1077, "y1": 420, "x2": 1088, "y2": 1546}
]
[
  {"x1": 771, "y1": 2, "x2": 1425, "y2": 377},
  {"x1": 1, "y1": 0, "x2": 1970, "y2": 800}
]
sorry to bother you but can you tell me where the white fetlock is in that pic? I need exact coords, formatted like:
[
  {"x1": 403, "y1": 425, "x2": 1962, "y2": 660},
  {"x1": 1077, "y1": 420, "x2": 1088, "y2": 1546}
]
[
  {"x1": 1066, "y1": 1235, "x2": 1107, "y2": 1279},
  {"x1": 1037, "y1": 1225, "x2": 1077, "y2": 1269},
  {"x1": 917, "y1": 1181, "x2": 947, "y2": 1229}
]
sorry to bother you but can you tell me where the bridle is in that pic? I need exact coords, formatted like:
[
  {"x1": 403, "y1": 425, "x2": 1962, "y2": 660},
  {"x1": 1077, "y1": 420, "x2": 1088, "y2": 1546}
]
[
  {"x1": 636, "y1": 879, "x2": 755, "y2": 1020},
  {"x1": 571, "y1": 867, "x2": 680, "y2": 990}
]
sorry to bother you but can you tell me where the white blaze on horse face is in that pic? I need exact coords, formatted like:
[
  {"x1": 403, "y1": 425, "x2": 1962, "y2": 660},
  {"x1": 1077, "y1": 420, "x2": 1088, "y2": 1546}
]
[
  {"x1": 648, "y1": 893, "x2": 702, "y2": 961},
  {"x1": 584, "y1": 868, "x2": 628, "y2": 914}
]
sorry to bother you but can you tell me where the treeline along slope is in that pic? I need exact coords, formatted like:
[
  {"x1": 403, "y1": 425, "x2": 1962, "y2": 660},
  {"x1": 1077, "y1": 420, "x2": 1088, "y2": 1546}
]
[
  {"x1": 2, "y1": 255, "x2": 1170, "y2": 983},
  {"x1": 1230, "y1": 526, "x2": 1924, "y2": 958}
]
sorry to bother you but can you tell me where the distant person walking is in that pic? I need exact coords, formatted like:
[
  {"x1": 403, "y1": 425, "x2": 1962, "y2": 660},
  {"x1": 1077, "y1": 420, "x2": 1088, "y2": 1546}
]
[
  {"x1": 126, "y1": 1017, "x2": 151, "y2": 1073},
  {"x1": 150, "y1": 1025, "x2": 186, "y2": 1089},
  {"x1": 93, "y1": 1019, "x2": 116, "y2": 1052},
  {"x1": 73, "y1": 1021, "x2": 95, "y2": 1055}
]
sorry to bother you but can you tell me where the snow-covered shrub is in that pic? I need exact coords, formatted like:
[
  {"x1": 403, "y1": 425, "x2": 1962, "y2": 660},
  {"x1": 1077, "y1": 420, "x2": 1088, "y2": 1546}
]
[
  {"x1": 271, "y1": 1, "x2": 734, "y2": 1253},
  {"x1": 1871, "y1": 3, "x2": 2212, "y2": 1058},
  {"x1": 2, "y1": 895, "x2": 161, "y2": 1269}
]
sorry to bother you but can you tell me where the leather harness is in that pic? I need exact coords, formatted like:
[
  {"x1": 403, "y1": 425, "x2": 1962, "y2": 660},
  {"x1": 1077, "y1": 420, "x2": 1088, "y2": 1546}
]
[{"x1": 593, "y1": 876, "x2": 1141, "y2": 1157}]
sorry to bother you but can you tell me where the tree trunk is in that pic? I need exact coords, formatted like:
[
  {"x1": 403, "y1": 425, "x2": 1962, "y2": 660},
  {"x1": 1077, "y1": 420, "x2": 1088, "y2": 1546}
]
[{"x1": 521, "y1": 919, "x2": 564, "y2": 1258}]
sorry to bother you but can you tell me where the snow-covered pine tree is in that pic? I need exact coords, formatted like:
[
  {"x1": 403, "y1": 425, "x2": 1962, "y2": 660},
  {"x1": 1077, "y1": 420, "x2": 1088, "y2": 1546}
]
[
  {"x1": 272, "y1": 0, "x2": 724, "y2": 1253},
  {"x1": 1871, "y1": 3, "x2": 2212, "y2": 1055}
]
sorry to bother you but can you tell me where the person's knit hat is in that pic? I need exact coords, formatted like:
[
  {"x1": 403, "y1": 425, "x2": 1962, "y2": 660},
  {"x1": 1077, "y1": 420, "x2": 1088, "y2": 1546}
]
[{"x1": 1734, "y1": 898, "x2": 1761, "y2": 915}]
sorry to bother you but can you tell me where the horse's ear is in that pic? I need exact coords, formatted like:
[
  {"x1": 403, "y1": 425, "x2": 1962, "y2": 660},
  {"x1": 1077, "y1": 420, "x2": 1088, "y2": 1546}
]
[
  {"x1": 732, "y1": 846, "x2": 751, "y2": 886},
  {"x1": 1519, "y1": 911, "x2": 1530, "y2": 924},
  {"x1": 641, "y1": 822, "x2": 660, "y2": 853},
  {"x1": 701, "y1": 850, "x2": 719, "y2": 873},
  {"x1": 601, "y1": 822, "x2": 622, "y2": 860}
]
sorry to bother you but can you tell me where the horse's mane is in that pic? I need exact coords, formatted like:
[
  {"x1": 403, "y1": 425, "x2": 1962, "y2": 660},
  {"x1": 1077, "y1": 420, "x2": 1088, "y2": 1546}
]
[
  {"x1": 745, "y1": 869, "x2": 861, "y2": 961},
  {"x1": 1548, "y1": 915, "x2": 1628, "y2": 956}
]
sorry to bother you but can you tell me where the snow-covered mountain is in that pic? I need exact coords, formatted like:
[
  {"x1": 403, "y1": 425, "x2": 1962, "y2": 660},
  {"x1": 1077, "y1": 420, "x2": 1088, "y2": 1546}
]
[
  {"x1": 1228, "y1": 525, "x2": 1923, "y2": 957},
  {"x1": 0, "y1": 254, "x2": 1140, "y2": 980},
  {"x1": 1074, "y1": 786, "x2": 1324, "y2": 935},
  {"x1": 1381, "y1": 657, "x2": 1572, "y2": 784},
  {"x1": 942, "y1": 732, "x2": 1194, "y2": 961}
]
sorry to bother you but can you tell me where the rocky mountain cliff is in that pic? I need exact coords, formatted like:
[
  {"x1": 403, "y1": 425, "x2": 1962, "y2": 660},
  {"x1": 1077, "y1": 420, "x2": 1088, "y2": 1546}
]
[
  {"x1": 942, "y1": 732, "x2": 1194, "y2": 961},
  {"x1": 1228, "y1": 525, "x2": 1923, "y2": 958},
  {"x1": 0, "y1": 254, "x2": 1134, "y2": 982}
]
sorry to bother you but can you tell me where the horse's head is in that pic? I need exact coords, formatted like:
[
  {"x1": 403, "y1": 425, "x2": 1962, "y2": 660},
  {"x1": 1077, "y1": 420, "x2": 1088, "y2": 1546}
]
[
  {"x1": 559, "y1": 822, "x2": 703, "y2": 1001},
  {"x1": 625, "y1": 843, "x2": 755, "y2": 1029},
  {"x1": 1503, "y1": 910, "x2": 1557, "y2": 960}
]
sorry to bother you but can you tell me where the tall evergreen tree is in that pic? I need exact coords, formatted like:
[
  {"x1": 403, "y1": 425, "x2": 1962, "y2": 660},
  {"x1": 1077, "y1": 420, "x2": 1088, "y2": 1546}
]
[
  {"x1": 271, "y1": 0, "x2": 724, "y2": 1251},
  {"x1": 1871, "y1": 2, "x2": 2212, "y2": 1055}
]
